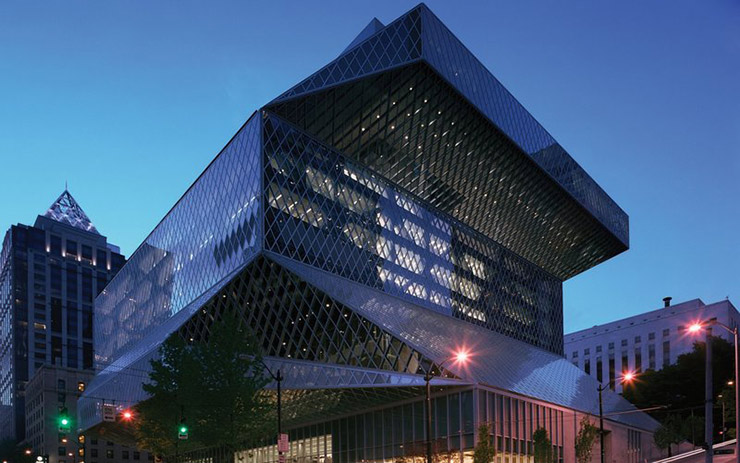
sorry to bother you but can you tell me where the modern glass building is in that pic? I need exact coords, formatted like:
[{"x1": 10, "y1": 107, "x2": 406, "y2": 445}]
[
  {"x1": 0, "y1": 190, "x2": 125, "y2": 441},
  {"x1": 79, "y1": 5, "x2": 660, "y2": 462}
]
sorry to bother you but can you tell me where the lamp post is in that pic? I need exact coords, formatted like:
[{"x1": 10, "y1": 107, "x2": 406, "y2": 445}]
[
  {"x1": 598, "y1": 371, "x2": 635, "y2": 463},
  {"x1": 689, "y1": 319, "x2": 739, "y2": 463},
  {"x1": 239, "y1": 355, "x2": 284, "y2": 438},
  {"x1": 258, "y1": 360, "x2": 283, "y2": 436},
  {"x1": 424, "y1": 351, "x2": 470, "y2": 463}
]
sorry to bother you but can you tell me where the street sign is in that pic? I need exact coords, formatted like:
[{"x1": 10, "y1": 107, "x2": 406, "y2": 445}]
[
  {"x1": 277, "y1": 433, "x2": 289, "y2": 453},
  {"x1": 102, "y1": 405, "x2": 116, "y2": 422}
]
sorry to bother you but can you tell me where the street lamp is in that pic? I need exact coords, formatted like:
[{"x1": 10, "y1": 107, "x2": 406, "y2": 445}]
[
  {"x1": 598, "y1": 371, "x2": 636, "y2": 463},
  {"x1": 239, "y1": 356, "x2": 284, "y2": 438},
  {"x1": 689, "y1": 319, "x2": 739, "y2": 463},
  {"x1": 256, "y1": 358, "x2": 284, "y2": 456},
  {"x1": 424, "y1": 350, "x2": 470, "y2": 463}
]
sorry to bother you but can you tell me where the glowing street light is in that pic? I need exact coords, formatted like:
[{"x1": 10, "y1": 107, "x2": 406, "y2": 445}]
[
  {"x1": 122, "y1": 410, "x2": 133, "y2": 421},
  {"x1": 598, "y1": 371, "x2": 636, "y2": 463},
  {"x1": 688, "y1": 317, "x2": 739, "y2": 463},
  {"x1": 689, "y1": 323, "x2": 703, "y2": 334},
  {"x1": 424, "y1": 350, "x2": 471, "y2": 463}
]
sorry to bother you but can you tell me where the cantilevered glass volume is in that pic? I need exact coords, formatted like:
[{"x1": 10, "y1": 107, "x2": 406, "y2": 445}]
[{"x1": 79, "y1": 4, "x2": 658, "y2": 462}]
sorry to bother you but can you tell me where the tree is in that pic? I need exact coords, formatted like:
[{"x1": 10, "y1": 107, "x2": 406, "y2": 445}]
[
  {"x1": 574, "y1": 416, "x2": 599, "y2": 463},
  {"x1": 653, "y1": 415, "x2": 683, "y2": 457},
  {"x1": 134, "y1": 310, "x2": 271, "y2": 456},
  {"x1": 532, "y1": 428, "x2": 552, "y2": 463},
  {"x1": 622, "y1": 336, "x2": 735, "y2": 442},
  {"x1": 473, "y1": 423, "x2": 496, "y2": 463},
  {"x1": 681, "y1": 414, "x2": 704, "y2": 447}
]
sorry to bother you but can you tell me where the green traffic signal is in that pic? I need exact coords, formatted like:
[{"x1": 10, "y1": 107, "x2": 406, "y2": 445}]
[
  {"x1": 58, "y1": 407, "x2": 71, "y2": 431},
  {"x1": 179, "y1": 426, "x2": 187, "y2": 433}
]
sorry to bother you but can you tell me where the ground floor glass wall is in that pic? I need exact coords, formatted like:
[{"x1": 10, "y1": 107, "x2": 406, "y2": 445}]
[{"x1": 236, "y1": 387, "x2": 566, "y2": 463}]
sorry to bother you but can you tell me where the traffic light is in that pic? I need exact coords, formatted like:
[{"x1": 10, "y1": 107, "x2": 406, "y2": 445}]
[
  {"x1": 178, "y1": 419, "x2": 188, "y2": 440},
  {"x1": 58, "y1": 407, "x2": 71, "y2": 432}
]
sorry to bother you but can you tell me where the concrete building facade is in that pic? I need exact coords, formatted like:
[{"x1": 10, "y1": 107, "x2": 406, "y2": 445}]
[
  {"x1": 565, "y1": 298, "x2": 739, "y2": 393},
  {"x1": 24, "y1": 365, "x2": 151, "y2": 463}
]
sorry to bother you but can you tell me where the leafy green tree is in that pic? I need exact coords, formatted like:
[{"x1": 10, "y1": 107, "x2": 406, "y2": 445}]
[
  {"x1": 622, "y1": 336, "x2": 735, "y2": 440},
  {"x1": 134, "y1": 310, "x2": 271, "y2": 456},
  {"x1": 574, "y1": 416, "x2": 599, "y2": 463},
  {"x1": 653, "y1": 414, "x2": 683, "y2": 457},
  {"x1": 473, "y1": 423, "x2": 496, "y2": 463},
  {"x1": 532, "y1": 428, "x2": 552, "y2": 463}
]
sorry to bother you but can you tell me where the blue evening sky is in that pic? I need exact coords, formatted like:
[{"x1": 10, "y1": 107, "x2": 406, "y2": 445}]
[{"x1": 1, "y1": 1, "x2": 738, "y2": 333}]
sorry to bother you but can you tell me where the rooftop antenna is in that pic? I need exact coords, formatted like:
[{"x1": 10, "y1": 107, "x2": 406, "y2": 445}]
[{"x1": 65, "y1": 180, "x2": 68, "y2": 191}]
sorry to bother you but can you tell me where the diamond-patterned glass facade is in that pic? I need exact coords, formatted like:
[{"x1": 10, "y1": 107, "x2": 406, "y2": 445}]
[
  {"x1": 270, "y1": 4, "x2": 628, "y2": 279},
  {"x1": 262, "y1": 113, "x2": 563, "y2": 352},
  {"x1": 80, "y1": 3, "x2": 654, "y2": 456},
  {"x1": 267, "y1": 63, "x2": 623, "y2": 280},
  {"x1": 94, "y1": 115, "x2": 262, "y2": 368}
]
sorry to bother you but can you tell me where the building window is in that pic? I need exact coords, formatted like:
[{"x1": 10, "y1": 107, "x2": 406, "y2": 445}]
[
  {"x1": 663, "y1": 341, "x2": 671, "y2": 367},
  {"x1": 584, "y1": 359, "x2": 591, "y2": 375},
  {"x1": 91, "y1": 450, "x2": 98, "y2": 458},
  {"x1": 122, "y1": 451, "x2": 129, "y2": 459},
  {"x1": 649, "y1": 332, "x2": 655, "y2": 341},
  {"x1": 621, "y1": 339, "x2": 628, "y2": 347},
  {"x1": 663, "y1": 328, "x2": 670, "y2": 337},
  {"x1": 608, "y1": 355, "x2": 616, "y2": 389},
  {"x1": 133, "y1": 452, "x2": 140, "y2": 460},
  {"x1": 106, "y1": 450, "x2": 114, "y2": 459},
  {"x1": 608, "y1": 342, "x2": 614, "y2": 350},
  {"x1": 596, "y1": 345, "x2": 602, "y2": 353},
  {"x1": 596, "y1": 358, "x2": 603, "y2": 382},
  {"x1": 649, "y1": 344, "x2": 656, "y2": 370},
  {"x1": 78, "y1": 382, "x2": 85, "y2": 392},
  {"x1": 66, "y1": 240, "x2": 77, "y2": 257},
  {"x1": 59, "y1": 447, "x2": 66, "y2": 456},
  {"x1": 635, "y1": 348, "x2": 642, "y2": 372},
  {"x1": 584, "y1": 348, "x2": 590, "y2": 355},
  {"x1": 572, "y1": 351, "x2": 578, "y2": 358},
  {"x1": 621, "y1": 351, "x2": 629, "y2": 373},
  {"x1": 634, "y1": 335, "x2": 641, "y2": 343}
]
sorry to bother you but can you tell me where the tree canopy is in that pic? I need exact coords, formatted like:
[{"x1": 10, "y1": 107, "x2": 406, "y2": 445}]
[
  {"x1": 622, "y1": 335, "x2": 734, "y2": 445},
  {"x1": 134, "y1": 310, "x2": 272, "y2": 455}
]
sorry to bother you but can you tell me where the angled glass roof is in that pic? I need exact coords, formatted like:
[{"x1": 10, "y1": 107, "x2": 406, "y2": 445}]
[
  {"x1": 43, "y1": 189, "x2": 99, "y2": 234},
  {"x1": 270, "y1": 252, "x2": 658, "y2": 431}
]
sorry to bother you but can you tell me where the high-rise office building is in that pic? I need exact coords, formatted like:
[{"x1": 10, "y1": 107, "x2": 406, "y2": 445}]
[
  {"x1": 0, "y1": 190, "x2": 125, "y2": 441},
  {"x1": 79, "y1": 5, "x2": 661, "y2": 462},
  {"x1": 565, "y1": 297, "x2": 739, "y2": 393}
]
